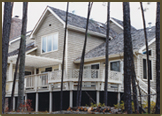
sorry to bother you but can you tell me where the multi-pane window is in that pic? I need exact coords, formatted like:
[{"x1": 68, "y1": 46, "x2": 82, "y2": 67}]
[
  {"x1": 143, "y1": 59, "x2": 152, "y2": 80},
  {"x1": 42, "y1": 33, "x2": 58, "y2": 53},
  {"x1": 110, "y1": 61, "x2": 120, "y2": 72}
]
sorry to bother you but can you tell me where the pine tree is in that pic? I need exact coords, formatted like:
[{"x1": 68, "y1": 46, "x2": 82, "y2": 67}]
[
  {"x1": 60, "y1": 2, "x2": 69, "y2": 111},
  {"x1": 104, "y1": 2, "x2": 110, "y2": 106},
  {"x1": 17, "y1": 2, "x2": 28, "y2": 111},
  {"x1": 155, "y1": 2, "x2": 160, "y2": 114},
  {"x1": 123, "y1": 2, "x2": 132, "y2": 114},
  {"x1": 2, "y1": 2, "x2": 13, "y2": 114}
]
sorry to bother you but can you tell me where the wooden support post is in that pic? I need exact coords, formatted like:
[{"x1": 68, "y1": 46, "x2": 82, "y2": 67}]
[
  {"x1": 49, "y1": 92, "x2": 52, "y2": 113},
  {"x1": 35, "y1": 92, "x2": 38, "y2": 112},
  {"x1": 59, "y1": 64, "x2": 61, "y2": 70},
  {"x1": 13, "y1": 96, "x2": 15, "y2": 111},
  {"x1": 117, "y1": 92, "x2": 120, "y2": 104},
  {"x1": 9, "y1": 62, "x2": 13, "y2": 81},
  {"x1": 70, "y1": 90, "x2": 73, "y2": 107},
  {"x1": 96, "y1": 91, "x2": 99, "y2": 105}
]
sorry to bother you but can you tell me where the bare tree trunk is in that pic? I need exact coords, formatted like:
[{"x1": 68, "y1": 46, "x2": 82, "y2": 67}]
[
  {"x1": 2, "y1": 2, "x2": 13, "y2": 114},
  {"x1": 104, "y1": 2, "x2": 110, "y2": 106},
  {"x1": 76, "y1": 2, "x2": 93, "y2": 107},
  {"x1": 9, "y1": 34, "x2": 22, "y2": 111},
  {"x1": 131, "y1": 68, "x2": 139, "y2": 113},
  {"x1": 17, "y1": 2, "x2": 28, "y2": 111},
  {"x1": 136, "y1": 78, "x2": 142, "y2": 114},
  {"x1": 155, "y1": 2, "x2": 160, "y2": 114},
  {"x1": 140, "y1": 2, "x2": 151, "y2": 114},
  {"x1": 123, "y1": 2, "x2": 132, "y2": 114},
  {"x1": 60, "y1": 2, "x2": 69, "y2": 111}
]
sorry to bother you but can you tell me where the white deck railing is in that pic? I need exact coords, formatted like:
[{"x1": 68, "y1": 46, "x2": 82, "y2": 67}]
[
  {"x1": 102, "y1": 70, "x2": 122, "y2": 82},
  {"x1": 136, "y1": 77, "x2": 156, "y2": 102},
  {"x1": 72, "y1": 69, "x2": 100, "y2": 79}
]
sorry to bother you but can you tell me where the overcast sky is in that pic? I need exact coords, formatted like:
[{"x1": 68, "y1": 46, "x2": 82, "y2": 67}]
[{"x1": 2, "y1": 2, "x2": 157, "y2": 31}]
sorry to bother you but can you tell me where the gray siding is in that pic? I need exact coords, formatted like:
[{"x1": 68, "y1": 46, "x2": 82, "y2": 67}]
[
  {"x1": 110, "y1": 21, "x2": 123, "y2": 34},
  {"x1": 67, "y1": 29, "x2": 105, "y2": 70},
  {"x1": 139, "y1": 42, "x2": 156, "y2": 90},
  {"x1": 34, "y1": 12, "x2": 64, "y2": 61}
]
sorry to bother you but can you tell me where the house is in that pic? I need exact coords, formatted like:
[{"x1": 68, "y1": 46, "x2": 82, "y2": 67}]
[{"x1": 5, "y1": 6, "x2": 156, "y2": 112}]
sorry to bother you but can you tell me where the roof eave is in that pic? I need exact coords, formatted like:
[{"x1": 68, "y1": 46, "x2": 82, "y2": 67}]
[{"x1": 67, "y1": 24, "x2": 107, "y2": 38}]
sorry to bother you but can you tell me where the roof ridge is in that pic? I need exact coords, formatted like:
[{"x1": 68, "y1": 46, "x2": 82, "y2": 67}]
[{"x1": 48, "y1": 6, "x2": 106, "y2": 26}]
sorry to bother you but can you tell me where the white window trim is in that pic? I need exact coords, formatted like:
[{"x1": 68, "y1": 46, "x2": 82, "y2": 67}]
[
  {"x1": 109, "y1": 60, "x2": 121, "y2": 72},
  {"x1": 142, "y1": 58, "x2": 153, "y2": 82},
  {"x1": 142, "y1": 48, "x2": 153, "y2": 57},
  {"x1": 84, "y1": 62, "x2": 100, "y2": 69},
  {"x1": 41, "y1": 32, "x2": 59, "y2": 54}
]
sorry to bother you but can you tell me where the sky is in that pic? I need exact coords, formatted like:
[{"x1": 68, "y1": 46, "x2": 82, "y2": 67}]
[{"x1": 2, "y1": 2, "x2": 157, "y2": 31}]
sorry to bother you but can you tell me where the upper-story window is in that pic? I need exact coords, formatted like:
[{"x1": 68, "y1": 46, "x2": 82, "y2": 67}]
[
  {"x1": 42, "y1": 33, "x2": 58, "y2": 53},
  {"x1": 110, "y1": 61, "x2": 120, "y2": 72},
  {"x1": 143, "y1": 59, "x2": 152, "y2": 80}
]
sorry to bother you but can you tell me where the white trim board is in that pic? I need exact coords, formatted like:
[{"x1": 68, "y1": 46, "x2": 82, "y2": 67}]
[
  {"x1": 9, "y1": 32, "x2": 31, "y2": 45},
  {"x1": 110, "y1": 18, "x2": 123, "y2": 30},
  {"x1": 29, "y1": 6, "x2": 65, "y2": 39},
  {"x1": 138, "y1": 38, "x2": 156, "y2": 53}
]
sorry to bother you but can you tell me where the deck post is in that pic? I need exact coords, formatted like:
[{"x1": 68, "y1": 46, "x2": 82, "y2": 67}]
[
  {"x1": 35, "y1": 92, "x2": 38, "y2": 112},
  {"x1": 117, "y1": 92, "x2": 120, "y2": 104},
  {"x1": 96, "y1": 91, "x2": 99, "y2": 105},
  {"x1": 25, "y1": 93, "x2": 27, "y2": 110},
  {"x1": 59, "y1": 64, "x2": 61, "y2": 70},
  {"x1": 70, "y1": 90, "x2": 73, "y2": 107},
  {"x1": 9, "y1": 62, "x2": 13, "y2": 81},
  {"x1": 13, "y1": 96, "x2": 15, "y2": 111},
  {"x1": 49, "y1": 92, "x2": 52, "y2": 113},
  {"x1": 117, "y1": 84, "x2": 121, "y2": 104}
]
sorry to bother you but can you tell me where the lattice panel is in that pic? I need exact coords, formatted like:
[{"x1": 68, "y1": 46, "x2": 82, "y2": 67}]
[{"x1": 50, "y1": 70, "x2": 61, "y2": 80}]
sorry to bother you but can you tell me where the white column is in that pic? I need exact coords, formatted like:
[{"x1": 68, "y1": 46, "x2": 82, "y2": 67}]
[
  {"x1": 13, "y1": 97, "x2": 15, "y2": 111},
  {"x1": 59, "y1": 64, "x2": 61, "y2": 70},
  {"x1": 117, "y1": 92, "x2": 120, "y2": 104},
  {"x1": 9, "y1": 63, "x2": 13, "y2": 81},
  {"x1": 35, "y1": 92, "x2": 38, "y2": 112},
  {"x1": 25, "y1": 93, "x2": 27, "y2": 102},
  {"x1": 49, "y1": 92, "x2": 52, "y2": 113},
  {"x1": 34, "y1": 68, "x2": 36, "y2": 74},
  {"x1": 96, "y1": 91, "x2": 99, "y2": 105},
  {"x1": 69, "y1": 91, "x2": 73, "y2": 107},
  {"x1": 96, "y1": 82, "x2": 100, "y2": 90},
  {"x1": 101, "y1": 82, "x2": 104, "y2": 90},
  {"x1": 25, "y1": 93, "x2": 27, "y2": 110}
]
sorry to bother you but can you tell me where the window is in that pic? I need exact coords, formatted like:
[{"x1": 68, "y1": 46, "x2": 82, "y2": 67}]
[
  {"x1": 25, "y1": 71, "x2": 31, "y2": 76},
  {"x1": 142, "y1": 50, "x2": 151, "y2": 56},
  {"x1": 143, "y1": 59, "x2": 152, "y2": 80},
  {"x1": 110, "y1": 61, "x2": 120, "y2": 72},
  {"x1": 42, "y1": 33, "x2": 58, "y2": 53},
  {"x1": 45, "y1": 67, "x2": 52, "y2": 72}
]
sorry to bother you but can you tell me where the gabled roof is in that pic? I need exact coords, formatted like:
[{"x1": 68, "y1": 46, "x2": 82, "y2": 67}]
[
  {"x1": 49, "y1": 6, "x2": 118, "y2": 36},
  {"x1": 8, "y1": 42, "x2": 37, "y2": 57},
  {"x1": 31, "y1": 6, "x2": 138, "y2": 39},
  {"x1": 74, "y1": 26, "x2": 155, "y2": 62},
  {"x1": 9, "y1": 30, "x2": 32, "y2": 42},
  {"x1": 111, "y1": 17, "x2": 137, "y2": 33}
]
